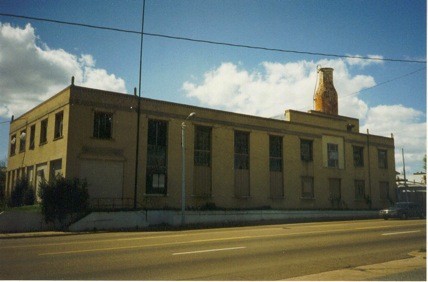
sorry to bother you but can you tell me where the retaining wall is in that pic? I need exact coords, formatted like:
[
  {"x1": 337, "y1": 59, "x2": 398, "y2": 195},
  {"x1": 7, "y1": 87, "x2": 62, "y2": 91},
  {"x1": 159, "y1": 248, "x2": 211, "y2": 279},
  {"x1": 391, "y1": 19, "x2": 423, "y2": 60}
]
[{"x1": 68, "y1": 210, "x2": 378, "y2": 232}]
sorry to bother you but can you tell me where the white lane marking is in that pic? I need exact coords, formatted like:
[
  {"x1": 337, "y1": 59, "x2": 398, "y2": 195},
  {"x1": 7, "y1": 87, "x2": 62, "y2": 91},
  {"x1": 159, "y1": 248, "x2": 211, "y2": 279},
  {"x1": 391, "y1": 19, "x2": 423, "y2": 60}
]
[
  {"x1": 172, "y1": 246, "x2": 246, "y2": 256},
  {"x1": 382, "y1": 230, "x2": 421, "y2": 236}
]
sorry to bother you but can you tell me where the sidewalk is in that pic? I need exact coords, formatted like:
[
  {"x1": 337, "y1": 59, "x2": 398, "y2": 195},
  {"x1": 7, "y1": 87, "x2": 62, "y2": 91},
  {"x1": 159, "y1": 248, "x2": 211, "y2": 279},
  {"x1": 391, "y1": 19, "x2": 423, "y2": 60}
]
[
  {"x1": 286, "y1": 251, "x2": 426, "y2": 281},
  {"x1": 0, "y1": 231, "x2": 81, "y2": 239}
]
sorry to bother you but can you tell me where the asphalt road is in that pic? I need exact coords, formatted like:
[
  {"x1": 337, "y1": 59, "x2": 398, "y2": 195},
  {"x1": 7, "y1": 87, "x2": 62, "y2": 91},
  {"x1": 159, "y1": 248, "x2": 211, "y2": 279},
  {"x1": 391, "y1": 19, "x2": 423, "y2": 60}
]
[{"x1": 0, "y1": 219, "x2": 425, "y2": 280}]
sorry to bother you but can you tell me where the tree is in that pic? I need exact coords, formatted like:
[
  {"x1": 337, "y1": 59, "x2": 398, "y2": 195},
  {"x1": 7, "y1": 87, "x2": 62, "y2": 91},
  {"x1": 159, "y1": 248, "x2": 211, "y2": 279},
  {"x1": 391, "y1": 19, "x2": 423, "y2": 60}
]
[
  {"x1": 9, "y1": 175, "x2": 34, "y2": 207},
  {"x1": 423, "y1": 154, "x2": 426, "y2": 183},
  {"x1": 39, "y1": 175, "x2": 89, "y2": 228},
  {"x1": 423, "y1": 154, "x2": 426, "y2": 172}
]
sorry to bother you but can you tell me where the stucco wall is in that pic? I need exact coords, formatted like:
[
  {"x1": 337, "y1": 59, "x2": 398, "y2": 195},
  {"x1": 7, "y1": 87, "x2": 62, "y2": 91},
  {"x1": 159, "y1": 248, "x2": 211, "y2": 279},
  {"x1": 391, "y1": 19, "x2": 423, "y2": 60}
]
[{"x1": 6, "y1": 85, "x2": 396, "y2": 212}]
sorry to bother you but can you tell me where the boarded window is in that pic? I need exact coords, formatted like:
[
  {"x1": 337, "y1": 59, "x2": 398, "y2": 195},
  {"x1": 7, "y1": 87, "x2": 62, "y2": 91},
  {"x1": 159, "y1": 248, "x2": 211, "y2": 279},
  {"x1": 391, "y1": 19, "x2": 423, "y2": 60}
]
[
  {"x1": 379, "y1": 181, "x2": 389, "y2": 200},
  {"x1": 234, "y1": 131, "x2": 250, "y2": 197},
  {"x1": 234, "y1": 131, "x2": 249, "y2": 170},
  {"x1": 354, "y1": 180, "x2": 365, "y2": 200},
  {"x1": 194, "y1": 126, "x2": 211, "y2": 167},
  {"x1": 194, "y1": 126, "x2": 212, "y2": 197},
  {"x1": 301, "y1": 176, "x2": 314, "y2": 199},
  {"x1": 269, "y1": 135, "x2": 282, "y2": 172}
]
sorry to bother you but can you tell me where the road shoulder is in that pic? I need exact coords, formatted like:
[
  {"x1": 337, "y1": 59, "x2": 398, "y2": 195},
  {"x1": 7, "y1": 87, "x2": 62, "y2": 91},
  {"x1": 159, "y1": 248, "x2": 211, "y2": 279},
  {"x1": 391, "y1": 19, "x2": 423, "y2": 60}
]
[{"x1": 285, "y1": 251, "x2": 426, "y2": 281}]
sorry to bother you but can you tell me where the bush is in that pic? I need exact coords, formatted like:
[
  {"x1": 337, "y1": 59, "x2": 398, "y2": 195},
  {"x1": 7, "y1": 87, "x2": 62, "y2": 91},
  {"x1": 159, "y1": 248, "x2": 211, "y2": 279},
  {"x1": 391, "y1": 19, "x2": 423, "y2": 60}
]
[
  {"x1": 9, "y1": 175, "x2": 34, "y2": 207},
  {"x1": 39, "y1": 176, "x2": 89, "y2": 226},
  {"x1": 23, "y1": 187, "x2": 35, "y2": 206}
]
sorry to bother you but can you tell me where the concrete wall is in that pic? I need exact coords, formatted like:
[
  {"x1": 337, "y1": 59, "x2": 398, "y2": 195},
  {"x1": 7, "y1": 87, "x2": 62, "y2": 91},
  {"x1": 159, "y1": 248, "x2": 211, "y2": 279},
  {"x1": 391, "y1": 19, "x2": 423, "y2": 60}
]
[
  {"x1": 0, "y1": 211, "x2": 55, "y2": 233},
  {"x1": 68, "y1": 210, "x2": 379, "y2": 232}
]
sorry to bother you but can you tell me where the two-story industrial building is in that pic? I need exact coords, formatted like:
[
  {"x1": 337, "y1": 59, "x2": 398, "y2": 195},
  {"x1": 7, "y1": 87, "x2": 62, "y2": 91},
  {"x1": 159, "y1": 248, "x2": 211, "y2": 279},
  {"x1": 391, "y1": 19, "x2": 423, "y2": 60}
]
[{"x1": 5, "y1": 68, "x2": 396, "y2": 210}]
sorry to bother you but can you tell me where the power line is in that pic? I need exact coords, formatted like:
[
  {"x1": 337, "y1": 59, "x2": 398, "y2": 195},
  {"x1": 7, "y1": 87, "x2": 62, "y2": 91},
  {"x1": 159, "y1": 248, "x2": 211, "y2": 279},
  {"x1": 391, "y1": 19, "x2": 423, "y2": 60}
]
[
  {"x1": 339, "y1": 66, "x2": 426, "y2": 100},
  {"x1": 0, "y1": 12, "x2": 426, "y2": 64}
]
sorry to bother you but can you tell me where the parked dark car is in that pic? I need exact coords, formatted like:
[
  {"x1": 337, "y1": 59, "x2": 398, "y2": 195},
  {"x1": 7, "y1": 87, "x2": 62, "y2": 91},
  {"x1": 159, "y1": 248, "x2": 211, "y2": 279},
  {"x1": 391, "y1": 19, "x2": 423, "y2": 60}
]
[{"x1": 379, "y1": 202, "x2": 425, "y2": 220}]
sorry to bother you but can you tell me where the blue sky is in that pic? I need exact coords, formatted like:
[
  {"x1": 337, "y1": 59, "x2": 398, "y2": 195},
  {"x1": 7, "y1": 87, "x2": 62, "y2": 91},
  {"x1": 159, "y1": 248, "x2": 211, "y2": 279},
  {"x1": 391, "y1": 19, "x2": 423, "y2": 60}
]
[{"x1": 0, "y1": 0, "x2": 426, "y2": 173}]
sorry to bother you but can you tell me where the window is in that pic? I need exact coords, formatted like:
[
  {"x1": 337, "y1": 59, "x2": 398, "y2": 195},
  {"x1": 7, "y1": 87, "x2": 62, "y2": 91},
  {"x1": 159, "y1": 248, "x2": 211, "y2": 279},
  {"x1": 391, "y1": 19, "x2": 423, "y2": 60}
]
[
  {"x1": 40, "y1": 118, "x2": 48, "y2": 145},
  {"x1": 378, "y1": 149, "x2": 388, "y2": 169},
  {"x1": 19, "y1": 130, "x2": 26, "y2": 152},
  {"x1": 54, "y1": 111, "x2": 64, "y2": 139},
  {"x1": 327, "y1": 143, "x2": 339, "y2": 168},
  {"x1": 354, "y1": 180, "x2": 365, "y2": 200},
  {"x1": 379, "y1": 181, "x2": 389, "y2": 200},
  {"x1": 93, "y1": 112, "x2": 113, "y2": 139},
  {"x1": 234, "y1": 131, "x2": 249, "y2": 170},
  {"x1": 29, "y1": 125, "x2": 35, "y2": 150},
  {"x1": 301, "y1": 176, "x2": 314, "y2": 199},
  {"x1": 329, "y1": 178, "x2": 341, "y2": 199},
  {"x1": 194, "y1": 126, "x2": 211, "y2": 167},
  {"x1": 353, "y1": 146, "x2": 364, "y2": 167},
  {"x1": 269, "y1": 135, "x2": 282, "y2": 172},
  {"x1": 10, "y1": 134, "x2": 16, "y2": 156},
  {"x1": 300, "y1": 139, "x2": 313, "y2": 162},
  {"x1": 146, "y1": 120, "x2": 168, "y2": 194}
]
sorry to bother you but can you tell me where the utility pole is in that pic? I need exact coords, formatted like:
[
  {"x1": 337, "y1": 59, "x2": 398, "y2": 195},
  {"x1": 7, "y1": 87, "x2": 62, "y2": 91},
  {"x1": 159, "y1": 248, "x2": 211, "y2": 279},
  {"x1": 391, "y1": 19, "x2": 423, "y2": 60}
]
[
  {"x1": 402, "y1": 148, "x2": 409, "y2": 202},
  {"x1": 133, "y1": 0, "x2": 146, "y2": 209}
]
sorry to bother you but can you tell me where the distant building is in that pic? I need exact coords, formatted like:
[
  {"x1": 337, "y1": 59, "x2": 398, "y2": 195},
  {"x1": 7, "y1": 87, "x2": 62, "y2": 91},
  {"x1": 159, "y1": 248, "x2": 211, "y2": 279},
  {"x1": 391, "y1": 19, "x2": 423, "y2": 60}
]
[{"x1": 6, "y1": 68, "x2": 396, "y2": 210}]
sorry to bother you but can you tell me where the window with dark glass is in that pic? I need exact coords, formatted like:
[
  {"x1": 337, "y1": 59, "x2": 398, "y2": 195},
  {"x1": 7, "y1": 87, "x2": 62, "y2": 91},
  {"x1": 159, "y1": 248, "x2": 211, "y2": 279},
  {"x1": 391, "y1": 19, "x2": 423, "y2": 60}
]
[
  {"x1": 29, "y1": 124, "x2": 35, "y2": 150},
  {"x1": 327, "y1": 143, "x2": 339, "y2": 168},
  {"x1": 300, "y1": 139, "x2": 313, "y2": 161},
  {"x1": 10, "y1": 134, "x2": 16, "y2": 156},
  {"x1": 269, "y1": 135, "x2": 282, "y2": 172},
  {"x1": 378, "y1": 149, "x2": 388, "y2": 169},
  {"x1": 353, "y1": 146, "x2": 364, "y2": 167},
  {"x1": 234, "y1": 131, "x2": 249, "y2": 170},
  {"x1": 40, "y1": 118, "x2": 48, "y2": 144},
  {"x1": 301, "y1": 176, "x2": 314, "y2": 199},
  {"x1": 194, "y1": 126, "x2": 211, "y2": 167},
  {"x1": 19, "y1": 130, "x2": 26, "y2": 152},
  {"x1": 93, "y1": 112, "x2": 113, "y2": 139},
  {"x1": 54, "y1": 111, "x2": 64, "y2": 139},
  {"x1": 146, "y1": 120, "x2": 168, "y2": 194},
  {"x1": 354, "y1": 180, "x2": 365, "y2": 200}
]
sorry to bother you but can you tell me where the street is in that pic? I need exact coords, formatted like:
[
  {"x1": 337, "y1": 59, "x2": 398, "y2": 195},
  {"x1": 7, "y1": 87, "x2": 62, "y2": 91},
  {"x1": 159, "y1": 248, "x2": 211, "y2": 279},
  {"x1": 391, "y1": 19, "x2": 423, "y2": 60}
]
[{"x1": 0, "y1": 219, "x2": 426, "y2": 280}]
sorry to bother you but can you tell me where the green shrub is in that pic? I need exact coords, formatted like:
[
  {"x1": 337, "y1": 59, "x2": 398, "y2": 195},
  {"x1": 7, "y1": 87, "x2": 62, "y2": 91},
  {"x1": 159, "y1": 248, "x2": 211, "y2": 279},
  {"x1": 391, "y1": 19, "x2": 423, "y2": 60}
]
[
  {"x1": 39, "y1": 176, "x2": 89, "y2": 226},
  {"x1": 9, "y1": 175, "x2": 34, "y2": 207},
  {"x1": 23, "y1": 187, "x2": 35, "y2": 206}
]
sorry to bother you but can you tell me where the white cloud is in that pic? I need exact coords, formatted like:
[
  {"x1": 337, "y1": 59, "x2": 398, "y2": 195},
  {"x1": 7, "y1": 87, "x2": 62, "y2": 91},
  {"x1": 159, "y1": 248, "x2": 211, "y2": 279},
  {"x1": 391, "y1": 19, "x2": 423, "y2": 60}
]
[
  {"x1": 345, "y1": 54, "x2": 384, "y2": 67},
  {"x1": 362, "y1": 105, "x2": 426, "y2": 173},
  {"x1": 0, "y1": 22, "x2": 127, "y2": 118},
  {"x1": 183, "y1": 59, "x2": 376, "y2": 118},
  {"x1": 182, "y1": 59, "x2": 426, "y2": 173}
]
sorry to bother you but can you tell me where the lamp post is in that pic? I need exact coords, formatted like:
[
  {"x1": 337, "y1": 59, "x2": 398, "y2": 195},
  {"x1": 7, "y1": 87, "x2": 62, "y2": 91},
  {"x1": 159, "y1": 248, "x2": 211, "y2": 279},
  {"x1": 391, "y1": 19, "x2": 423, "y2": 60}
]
[{"x1": 181, "y1": 112, "x2": 196, "y2": 226}]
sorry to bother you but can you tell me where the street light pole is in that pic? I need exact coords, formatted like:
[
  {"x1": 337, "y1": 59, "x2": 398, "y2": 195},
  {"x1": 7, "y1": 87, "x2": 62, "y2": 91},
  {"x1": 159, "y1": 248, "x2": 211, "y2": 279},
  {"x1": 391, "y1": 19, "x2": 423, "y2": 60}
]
[{"x1": 181, "y1": 112, "x2": 196, "y2": 226}]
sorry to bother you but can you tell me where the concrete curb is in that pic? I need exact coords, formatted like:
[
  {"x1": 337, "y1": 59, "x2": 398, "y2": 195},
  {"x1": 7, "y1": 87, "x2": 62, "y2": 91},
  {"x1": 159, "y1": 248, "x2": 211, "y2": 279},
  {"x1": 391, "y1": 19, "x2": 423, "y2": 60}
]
[
  {"x1": 0, "y1": 231, "x2": 84, "y2": 240},
  {"x1": 284, "y1": 251, "x2": 426, "y2": 281}
]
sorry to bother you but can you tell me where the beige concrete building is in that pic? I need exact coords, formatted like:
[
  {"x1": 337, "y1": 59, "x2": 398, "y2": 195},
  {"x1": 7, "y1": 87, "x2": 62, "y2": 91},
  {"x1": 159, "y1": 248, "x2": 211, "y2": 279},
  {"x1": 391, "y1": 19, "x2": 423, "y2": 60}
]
[{"x1": 6, "y1": 68, "x2": 396, "y2": 210}]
